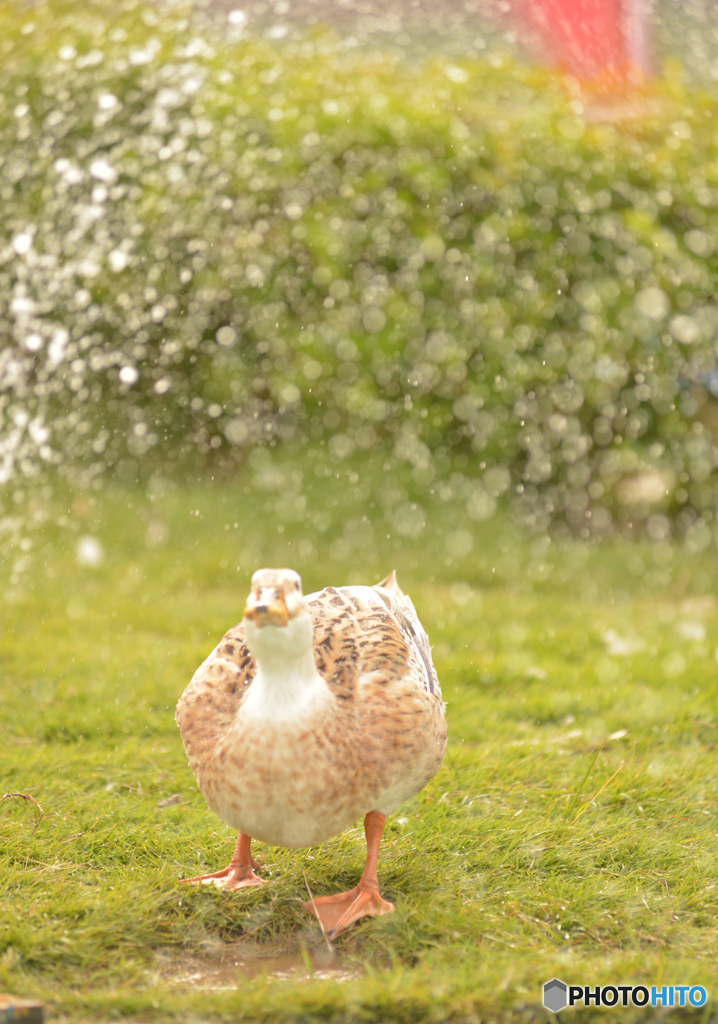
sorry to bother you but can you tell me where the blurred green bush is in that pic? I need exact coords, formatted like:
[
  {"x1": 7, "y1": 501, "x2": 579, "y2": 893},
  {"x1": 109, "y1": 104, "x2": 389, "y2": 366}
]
[{"x1": 2, "y1": 0, "x2": 718, "y2": 541}]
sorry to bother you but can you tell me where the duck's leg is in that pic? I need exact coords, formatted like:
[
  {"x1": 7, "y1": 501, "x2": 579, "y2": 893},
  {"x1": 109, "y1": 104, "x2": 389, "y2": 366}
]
[
  {"x1": 180, "y1": 832, "x2": 264, "y2": 890},
  {"x1": 303, "y1": 811, "x2": 395, "y2": 937}
]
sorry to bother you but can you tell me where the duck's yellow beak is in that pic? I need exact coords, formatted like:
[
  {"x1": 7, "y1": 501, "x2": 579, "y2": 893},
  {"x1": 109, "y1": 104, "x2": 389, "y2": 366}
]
[{"x1": 243, "y1": 588, "x2": 290, "y2": 628}]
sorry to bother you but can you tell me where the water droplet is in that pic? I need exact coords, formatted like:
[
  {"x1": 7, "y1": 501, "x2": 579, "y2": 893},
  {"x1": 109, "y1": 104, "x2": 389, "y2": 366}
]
[
  {"x1": 89, "y1": 159, "x2": 118, "y2": 184},
  {"x1": 12, "y1": 233, "x2": 33, "y2": 255},
  {"x1": 224, "y1": 419, "x2": 249, "y2": 445},
  {"x1": 216, "y1": 326, "x2": 238, "y2": 347},
  {"x1": 445, "y1": 65, "x2": 468, "y2": 83},
  {"x1": 634, "y1": 287, "x2": 670, "y2": 320},
  {"x1": 420, "y1": 236, "x2": 445, "y2": 262},
  {"x1": 108, "y1": 250, "x2": 129, "y2": 273},
  {"x1": 669, "y1": 314, "x2": 700, "y2": 345},
  {"x1": 684, "y1": 229, "x2": 713, "y2": 258},
  {"x1": 119, "y1": 366, "x2": 139, "y2": 385},
  {"x1": 97, "y1": 93, "x2": 120, "y2": 111},
  {"x1": 76, "y1": 537, "x2": 104, "y2": 567},
  {"x1": 445, "y1": 529, "x2": 474, "y2": 558},
  {"x1": 362, "y1": 307, "x2": 386, "y2": 333}
]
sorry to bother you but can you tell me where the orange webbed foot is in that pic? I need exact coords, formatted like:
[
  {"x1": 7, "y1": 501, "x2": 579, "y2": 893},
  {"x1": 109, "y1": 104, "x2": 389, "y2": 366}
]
[
  {"x1": 180, "y1": 832, "x2": 263, "y2": 891},
  {"x1": 180, "y1": 864, "x2": 264, "y2": 890},
  {"x1": 304, "y1": 884, "x2": 395, "y2": 937}
]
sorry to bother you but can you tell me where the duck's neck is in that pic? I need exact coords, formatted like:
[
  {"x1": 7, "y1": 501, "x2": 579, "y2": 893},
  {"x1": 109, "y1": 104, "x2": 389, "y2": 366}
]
[{"x1": 242, "y1": 612, "x2": 330, "y2": 723}]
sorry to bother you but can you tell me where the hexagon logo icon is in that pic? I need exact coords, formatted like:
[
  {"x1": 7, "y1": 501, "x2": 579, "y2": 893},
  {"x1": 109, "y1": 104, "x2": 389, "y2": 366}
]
[{"x1": 543, "y1": 978, "x2": 568, "y2": 1013}]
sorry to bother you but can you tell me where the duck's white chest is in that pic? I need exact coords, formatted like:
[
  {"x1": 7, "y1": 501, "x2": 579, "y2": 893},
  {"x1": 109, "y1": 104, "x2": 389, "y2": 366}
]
[{"x1": 239, "y1": 668, "x2": 330, "y2": 725}]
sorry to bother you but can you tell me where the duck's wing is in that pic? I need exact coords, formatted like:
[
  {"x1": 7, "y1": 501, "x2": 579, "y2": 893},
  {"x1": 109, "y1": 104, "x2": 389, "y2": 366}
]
[
  {"x1": 175, "y1": 626, "x2": 255, "y2": 769},
  {"x1": 373, "y1": 570, "x2": 441, "y2": 698},
  {"x1": 305, "y1": 571, "x2": 440, "y2": 701}
]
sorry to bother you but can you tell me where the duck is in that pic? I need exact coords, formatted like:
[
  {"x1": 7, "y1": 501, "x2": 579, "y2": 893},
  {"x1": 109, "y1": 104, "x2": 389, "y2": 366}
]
[{"x1": 175, "y1": 568, "x2": 447, "y2": 938}]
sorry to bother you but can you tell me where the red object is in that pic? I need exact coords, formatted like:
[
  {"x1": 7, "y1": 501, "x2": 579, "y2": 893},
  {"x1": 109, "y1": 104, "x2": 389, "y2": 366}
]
[{"x1": 510, "y1": 0, "x2": 653, "y2": 86}]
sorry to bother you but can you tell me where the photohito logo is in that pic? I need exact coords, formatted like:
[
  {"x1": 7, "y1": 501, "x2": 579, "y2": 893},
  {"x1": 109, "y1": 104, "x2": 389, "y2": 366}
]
[{"x1": 542, "y1": 980, "x2": 708, "y2": 1013}]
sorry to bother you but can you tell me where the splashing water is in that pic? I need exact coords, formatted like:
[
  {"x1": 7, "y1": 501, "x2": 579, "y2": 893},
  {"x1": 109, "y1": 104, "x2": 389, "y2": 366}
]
[{"x1": 2, "y1": 0, "x2": 718, "y2": 561}]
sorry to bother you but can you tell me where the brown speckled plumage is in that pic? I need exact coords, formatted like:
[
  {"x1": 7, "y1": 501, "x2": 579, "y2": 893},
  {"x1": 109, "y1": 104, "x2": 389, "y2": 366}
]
[{"x1": 176, "y1": 572, "x2": 447, "y2": 851}]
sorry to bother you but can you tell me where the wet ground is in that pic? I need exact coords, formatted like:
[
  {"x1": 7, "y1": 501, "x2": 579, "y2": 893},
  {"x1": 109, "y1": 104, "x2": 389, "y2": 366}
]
[{"x1": 160, "y1": 942, "x2": 360, "y2": 989}]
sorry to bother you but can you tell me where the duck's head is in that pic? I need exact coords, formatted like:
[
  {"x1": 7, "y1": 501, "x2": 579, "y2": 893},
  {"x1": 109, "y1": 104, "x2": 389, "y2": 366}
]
[
  {"x1": 243, "y1": 568, "x2": 306, "y2": 630},
  {"x1": 243, "y1": 568, "x2": 314, "y2": 671}
]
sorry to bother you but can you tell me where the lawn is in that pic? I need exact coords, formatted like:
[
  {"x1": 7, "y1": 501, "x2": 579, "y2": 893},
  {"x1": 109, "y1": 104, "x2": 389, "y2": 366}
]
[
  {"x1": 2, "y1": 473, "x2": 717, "y2": 1022},
  {"x1": 3, "y1": 0, "x2": 718, "y2": 1018}
]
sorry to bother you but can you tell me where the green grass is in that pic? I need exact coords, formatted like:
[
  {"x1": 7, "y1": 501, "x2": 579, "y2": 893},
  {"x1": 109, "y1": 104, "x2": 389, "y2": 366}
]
[{"x1": 2, "y1": 473, "x2": 718, "y2": 1022}]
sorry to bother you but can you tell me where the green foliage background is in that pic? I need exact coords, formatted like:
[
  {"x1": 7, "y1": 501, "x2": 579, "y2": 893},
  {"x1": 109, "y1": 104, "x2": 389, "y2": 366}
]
[{"x1": 2, "y1": 0, "x2": 718, "y2": 544}]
